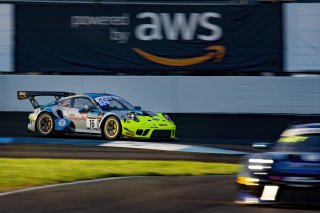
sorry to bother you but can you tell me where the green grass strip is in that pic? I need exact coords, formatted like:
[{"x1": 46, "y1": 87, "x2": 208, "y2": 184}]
[{"x1": 0, "y1": 158, "x2": 239, "y2": 192}]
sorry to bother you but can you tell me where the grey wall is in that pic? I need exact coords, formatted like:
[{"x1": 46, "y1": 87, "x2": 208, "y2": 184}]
[{"x1": 1, "y1": 75, "x2": 320, "y2": 114}]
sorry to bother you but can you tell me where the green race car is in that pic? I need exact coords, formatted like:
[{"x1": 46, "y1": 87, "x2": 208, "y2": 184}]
[{"x1": 18, "y1": 91, "x2": 176, "y2": 140}]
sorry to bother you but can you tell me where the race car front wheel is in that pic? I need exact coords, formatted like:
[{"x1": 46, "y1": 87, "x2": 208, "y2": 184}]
[
  {"x1": 36, "y1": 112, "x2": 54, "y2": 136},
  {"x1": 103, "y1": 116, "x2": 121, "y2": 140}
]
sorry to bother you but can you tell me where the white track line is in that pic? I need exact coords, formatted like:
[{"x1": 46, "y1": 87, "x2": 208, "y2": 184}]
[
  {"x1": 0, "y1": 176, "x2": 140, "y2": 197},
  {"x1": 100, "y1": 141, "x2": 247, "y2": 155}
]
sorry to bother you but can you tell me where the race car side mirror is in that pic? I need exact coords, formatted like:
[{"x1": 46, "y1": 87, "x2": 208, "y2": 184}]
[
  {"x1": 134, "y1": 106, "x2": 142, "y2": 110},
  {"x1": 252, "y1": 142, "x2": 274, "y2": 149}
]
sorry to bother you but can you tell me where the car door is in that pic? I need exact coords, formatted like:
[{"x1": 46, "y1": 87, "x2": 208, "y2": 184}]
[
  {"x1": 56, "y1": 98, "x2": 71, "y2": 119},
  {"x1": 67, "y1": 97, "x2": 100, "y2": 134}
]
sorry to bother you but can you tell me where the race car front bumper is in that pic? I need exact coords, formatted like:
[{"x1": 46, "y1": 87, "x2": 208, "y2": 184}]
[
  {"x1": 235, "y1": 176, "x2": 320, "y2": 206},
  {"x1": 120, "y1": 118, "x2": 176, "y2": 139}
]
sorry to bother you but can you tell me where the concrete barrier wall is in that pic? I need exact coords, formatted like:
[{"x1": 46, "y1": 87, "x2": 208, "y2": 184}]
[{"x1": 1, "y1": 75, "x2": 320, "y2": 114}]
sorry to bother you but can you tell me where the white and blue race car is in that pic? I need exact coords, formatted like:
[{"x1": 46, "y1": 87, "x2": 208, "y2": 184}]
[{"x1": 18, "y1": 91, "x2": 176, "y2": 140}]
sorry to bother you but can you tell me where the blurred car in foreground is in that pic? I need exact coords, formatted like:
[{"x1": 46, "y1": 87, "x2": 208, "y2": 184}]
[
  {"x1": 17, "y1": 91, "x2": 176, "y2": 140},
  {"x1": 235, "y1": 123, "x2": 320, "y2": 206}
]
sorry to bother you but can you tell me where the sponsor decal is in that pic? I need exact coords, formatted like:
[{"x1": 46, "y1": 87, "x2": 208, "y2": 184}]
[
  {"x1": 132, "y1": 12, "x2": 225, "y2": 66},
  {"x1": 58, "y1": 119, "x2": 66, "y2": 127},
  {"x1": 95, "y1": 96, "x2": 111, "y2": 107},
  {"x1": 69, "y1": 116, "x2": 77, "y2": 120},
  {"x1": 17, "y1": 5, "x2": 282, "y2": 73},
  {"x1": 86, "y1": 118, "x2": 98, "y2": 129},
  {"x1": 278, "y1": 136, "x2": 308, "y2": 143},
  {"x1": 81, "y1": 113, "x2": 87, "y2": 119},
  {"x1": 70, "y1": 12, "x2": 226, "y2": 67},
  {"x1": 132, "y1": 45, "x2": 225, "y2": 66}
]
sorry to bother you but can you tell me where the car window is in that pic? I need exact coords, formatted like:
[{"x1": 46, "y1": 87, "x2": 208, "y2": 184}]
[
  {"x1": 275, "y1": 134, "x2": 320, "y2": 152},
  {"x1": 57, "y1": 99, "x2": 71, "y2": 107},
  {"x1": 73, "y1": 97, "x2": 96, "y2": 109},
  {"x1": 109, "y1": 99, "x2": 124, "y2": 110},
  {"x1": 94, "y1": 96, "x2": 134, "y2": 111}
]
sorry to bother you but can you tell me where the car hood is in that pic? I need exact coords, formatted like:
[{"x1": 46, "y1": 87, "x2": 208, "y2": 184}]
[{"x1": 102, "y1": 109, "x2": 158, "y2": 117}]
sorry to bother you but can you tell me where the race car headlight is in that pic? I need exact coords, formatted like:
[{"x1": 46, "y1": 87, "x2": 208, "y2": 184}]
[
  {"x1": 127, "y1": 112, "x2": 139, "y2": 122},
  {"x1": 163, "y1": 114, "x2": 172, "y2": 122},
  {"x1": 249, "y1": 158, "x2": 274, "y2": 164},
  {"x1": 127, "y1": 112, "x2": 135, "y2": 119},
  {"x1": 248, "y1": 158, "x2": 273, "y2": 171}
]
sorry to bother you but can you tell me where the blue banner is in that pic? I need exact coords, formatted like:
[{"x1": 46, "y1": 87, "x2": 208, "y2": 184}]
[{"x1": 15, "y1": 3, "x2": 282, "y2": 73}]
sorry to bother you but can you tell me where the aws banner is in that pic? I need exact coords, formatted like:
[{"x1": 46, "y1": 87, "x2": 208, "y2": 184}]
[{"x1": 15, "y1": 4, "x2": 282, "y2": 73}]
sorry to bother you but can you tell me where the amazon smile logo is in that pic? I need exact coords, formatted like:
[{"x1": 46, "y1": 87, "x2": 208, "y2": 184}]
[{"x1": 132, "y1": 45, "x2": 226, "y2": 66}]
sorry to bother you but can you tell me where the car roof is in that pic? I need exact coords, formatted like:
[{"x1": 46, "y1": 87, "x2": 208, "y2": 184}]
[
  {"x1": 281, "y1": 123, "x2": 320, "y2": 137},
  {"x1": 57, "y1": 93, "x2": 118, "y2": 101},
  {"x1": 292, "y1": 123, "x2": 320, "y2": 129},
  {"x1": 84, "y1": 93, "x2": 119, "y2": 99}
]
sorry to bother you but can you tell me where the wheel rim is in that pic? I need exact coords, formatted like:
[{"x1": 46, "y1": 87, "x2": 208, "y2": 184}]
[
  {"x1": 38, "y1": 115, "x2": 53, "y2": 134},
  {"x1": 105, "y1": 119, "x2": 118, "y2": 138}
]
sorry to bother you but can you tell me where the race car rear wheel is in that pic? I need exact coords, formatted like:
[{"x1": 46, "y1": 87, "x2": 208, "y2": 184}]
[
  {"x1": 103, "y1": 116, "x2": 121, "y2": 140},
  {"x1": 36, "y1": 112, "x2": 54, "y2": 136}
]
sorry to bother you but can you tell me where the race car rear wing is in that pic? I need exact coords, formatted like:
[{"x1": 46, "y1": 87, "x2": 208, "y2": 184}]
[{"x1": 17, "y1": 91, "x2": 76, "y2": 109}]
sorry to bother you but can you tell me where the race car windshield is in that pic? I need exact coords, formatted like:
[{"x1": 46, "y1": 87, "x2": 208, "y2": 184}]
[
  {"x1": 274, "y1": 134, "x2": 320, "y2": 152},
  {"x1": 94, "y1": 96, "x2": 134, "y2": 111}
]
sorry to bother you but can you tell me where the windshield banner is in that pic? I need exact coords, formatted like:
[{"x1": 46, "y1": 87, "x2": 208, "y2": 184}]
[{"x1": 15, "y1": 3, "x2": 282, "y2": 73}]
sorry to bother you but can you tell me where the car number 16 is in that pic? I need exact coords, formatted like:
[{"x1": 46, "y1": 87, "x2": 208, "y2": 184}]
[{"x1": 86, "y1": 119, "x2": 98, "y2": 129}]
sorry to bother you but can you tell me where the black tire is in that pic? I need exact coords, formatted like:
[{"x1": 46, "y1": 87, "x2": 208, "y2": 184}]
[
  {"x1": 103, "y1": 116, "x2": 122, "y2": 140},
  {"x1": 36, "y1": 112, "x2": 55, "y2": 136}
]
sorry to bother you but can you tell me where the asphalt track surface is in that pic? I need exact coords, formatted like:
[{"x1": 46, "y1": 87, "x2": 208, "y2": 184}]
[
  {"x1": 1, "y1": 139, "x2": 319, "y2": 212},
  {"x1": 0, "y1": 123, "x2": 316, "y2": 212},
  {"x1": 0, "y1": 132, "x2": 255, "y2": 162},
  {"x1": 0, "y1": 142, "x2": 247, "y2": 163},
  {"x1": 1, "y1": 176, "x2": 319, "y2": 213}
]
